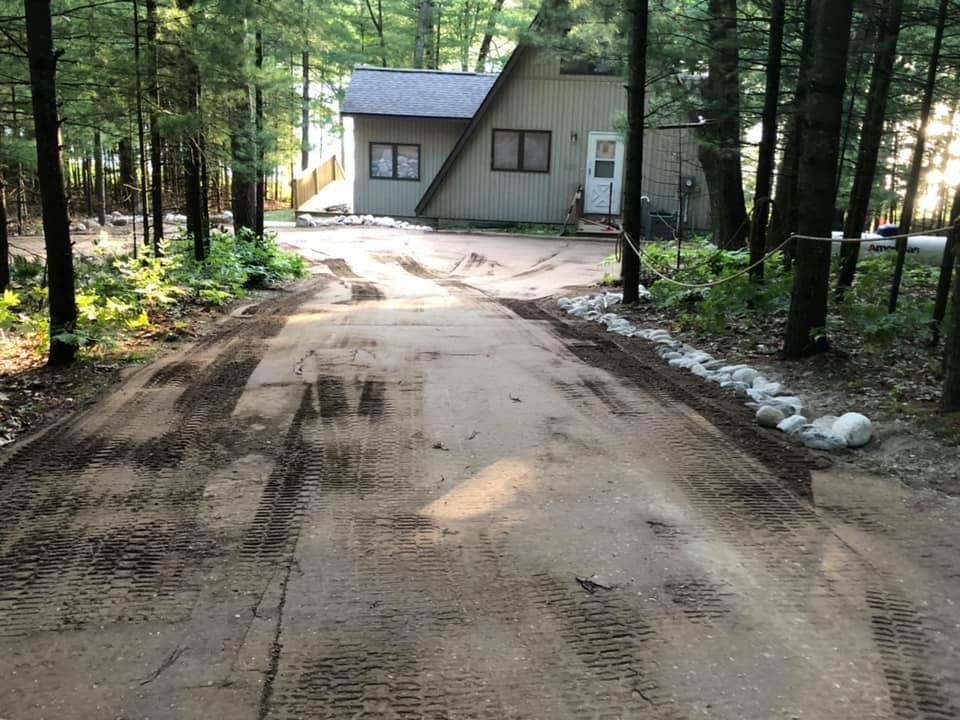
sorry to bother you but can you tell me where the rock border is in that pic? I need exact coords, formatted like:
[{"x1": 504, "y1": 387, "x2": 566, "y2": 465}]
[{"x1": 558, "y1": 292, "x2": 874, "y2": 451}]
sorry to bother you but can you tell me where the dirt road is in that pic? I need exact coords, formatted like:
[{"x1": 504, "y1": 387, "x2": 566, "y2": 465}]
[{"x1": 2, "y1": 229, "x2": 960, "y2": 719}]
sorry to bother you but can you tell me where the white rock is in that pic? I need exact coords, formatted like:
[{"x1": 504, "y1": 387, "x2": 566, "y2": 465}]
[
  {"x1": 777, "y1": 415, "x2": 808, "y2": 435},
  {"x1": 812, "y1": 415, "x2": 839, "y2": 429},
  {"x1": 729, "y1": 381, "x2": 750, "y2": 393},
  {"x1": 751, "y1": 376, "x2": 769, "y2": 389},
  {"x1": 732, "y1": 367, "x2": 760, "y2": 384},
  {"x1": 757, "y1": 406, "x2": 786, "y2": 428},
  {"x1": 223, "y1": 210, "x2": 234, "y2": 220},
  {"x1": 800, "y1": 426, "x2": 847, "y2": 451},
  {"x1": 832, "y1": 413, "x2": 873, "y2": 448},
  {"x1": 296, "y1": 214, "x2": 315, "y2": 228},
  {"x1": 757, "y1": 382, "x2": 784, "y2": 396},
  {"x1": 746, "y1": 388, "x2": 771, "y2": 403},
  {"x1": 686, "y1": 351, "x2": 713, "y2": 364},
  {"x1": 668, "y1": 357, "x2": 693, "y2": 369},
  {"x1": 769, "y1": 396, "x2": 805, "y2": 416},
  {"x1": 689, "y1": 364, "x2": 711, "y2": 378}
]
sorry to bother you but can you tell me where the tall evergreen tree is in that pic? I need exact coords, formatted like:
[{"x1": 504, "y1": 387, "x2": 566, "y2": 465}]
[
  {"x1": 783, "y1": 0, "x2": 855, "y2": 358},
  {"x1": 24, "y1": 0, "x2": 78, "y2": 365}
]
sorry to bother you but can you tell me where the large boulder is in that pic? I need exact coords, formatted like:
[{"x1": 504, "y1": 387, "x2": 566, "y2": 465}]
[
  {"x1": 756, "y1": 405, "x2": 787, "y2": 428},
  {"x1": 832, "y1": 413, "x2": 873, "y2": 448}
]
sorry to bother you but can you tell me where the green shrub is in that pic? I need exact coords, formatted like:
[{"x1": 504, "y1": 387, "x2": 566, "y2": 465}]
[{"x1": 3, "y1": 228, "x2": 306, "y2": 357}]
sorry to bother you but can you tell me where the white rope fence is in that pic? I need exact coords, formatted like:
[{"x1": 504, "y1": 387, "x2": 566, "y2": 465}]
[{"x1": 622, "y1": 221, "x2": 959, "y2": 290}]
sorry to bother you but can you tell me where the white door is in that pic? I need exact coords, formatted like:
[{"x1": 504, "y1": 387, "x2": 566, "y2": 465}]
[{"x1": 584, "y1": 132, "x2": 625, "y2": 215}]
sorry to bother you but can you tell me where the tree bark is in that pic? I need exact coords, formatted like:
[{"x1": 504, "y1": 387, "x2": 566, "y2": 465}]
[
  {"x1": 476, "y1": 0, "x2": 505, "y2": 71},
  {"x1": 147, "y1": 0, "x2": 163, "y2": 253},
  {"x1": 133, "y1": 0, "x2": 151, "y2": 246},
  {"x1": 782, "y1": 0, "x2": 854, "y2": 359},
  {"x1": 414, "y1": 0, "x2": 434, "y2": 68},
  {"x1": 118, "y1": 137, "x2": 135, "y2": 211},
  {"x1": 176, "y1": 0, "x2": 205, "y2": 259},
  {"x1": 301, "y1": 50, "x2": 310, "y2": 171},
  {"x1": 932, "y1": 188, "x2": 960, "y2": 343},
  {"x1": 889, "y1": 0, "x2": 948, "y2": 313},
  {"x1": 94, "y1": 129, "x2": 106, "y2": 224},
  {"x1": 230, "y1": 95, "x2": 256, "y2": 235},
  {"x1": 941, "y1": 203, "x2": 960, "y2": 411},
  {"x1": 696, "y1": 0, "x2": 748, "y2": 250},
  {"x1": 0, "y1": 172, "x2": 8, "y2": 294},
  {"x1": 25, "y1": 0, "x2": 78, "y2": 366},
  {"x1": 255, "y1": 23, "x2": 265, "y2": 239},
  {"x1": 749, "y1": 0, "x2": 785, "y2": 280},
  {"x1": 620, "y1": 0, "x2": 648, "y2": 304},
  {"x1": 837, "y1": 0, "x2": 904, "y2": 289},
  {"x1": 767, "y1": 0, "x2": 814, "y2": 257}
]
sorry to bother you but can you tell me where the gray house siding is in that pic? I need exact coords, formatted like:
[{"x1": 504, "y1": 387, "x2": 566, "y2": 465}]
[
  {"x1": 420, "y1": 50, "x2": 624, "y2": 223},
  {"x1": 417, "y1": 48, "x2": 711, "y2": 229},
  {"x1": 352, "y1": 117, "x2": 467, "y2": 217}
]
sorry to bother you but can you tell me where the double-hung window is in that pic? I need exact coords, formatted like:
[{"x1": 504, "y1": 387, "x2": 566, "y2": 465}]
[
  {"x1": 491, "y1": 129, "x2": 551, "y2": 173},
  {"x1": 370, "y1": 143, "x2": 421, "y2": 180}
]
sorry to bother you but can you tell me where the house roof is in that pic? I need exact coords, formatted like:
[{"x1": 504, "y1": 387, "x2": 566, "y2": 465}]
[{"x1": 341, "y1": 67, "x2": 498, "y2": 120}]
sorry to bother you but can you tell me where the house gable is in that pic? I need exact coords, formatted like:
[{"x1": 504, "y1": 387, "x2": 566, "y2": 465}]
[{"x1": 415, "y1": 46, "x2": 625, "y2": 224}]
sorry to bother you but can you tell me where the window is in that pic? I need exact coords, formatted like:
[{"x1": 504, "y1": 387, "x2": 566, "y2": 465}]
[
  {"x1": 491, "y1": 130, "x2": 551, "y2": 173},
  {"x1": 369, "y1": 143, "x2": 420, "y2": 180}
]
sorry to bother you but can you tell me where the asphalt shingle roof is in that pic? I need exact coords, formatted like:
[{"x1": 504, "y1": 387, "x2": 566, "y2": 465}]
[{"x1": 341, "y1": 67, "x2": 498, "y2": 120}]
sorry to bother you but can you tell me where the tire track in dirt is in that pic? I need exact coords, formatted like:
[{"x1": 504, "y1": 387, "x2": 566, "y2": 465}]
[
  {"x1": 0, "y1": 281, "x2": 324, "y2": 637},
  {"x1": 506, "y1": 298, "x2": 959, "y2": 719}
]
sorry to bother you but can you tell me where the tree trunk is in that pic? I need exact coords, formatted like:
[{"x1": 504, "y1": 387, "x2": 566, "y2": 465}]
[
  {"x1": 696, "y1": 0, "x2": 748, "y2": 250},
  {"x1": 414, "y1": 0, "x2": 434, "y2": 68},
  {"x1": 301, "y1": 51, "x2": 310, "y2": 171},
  {"x1": 782, "y1": 0, "x2": 855, "y2": 359},
  {"x1": 25, "y1": 0, "x2": 78, "y2": 366},
  {"x1": 767, "y1": 0, "x2": 814, "y2": 257},
  {"x1": 941, "y1": 205, "x2": 960, "y2": 411},
  {"x1": 118, "y1": 138, "x2": 135, "y2": 212},
  {"x1": 231, "y1": 95, "x2": 256, "y2": 234},
  {"x1": 837, "y1": 0, "x2": 904, "y2": 289},
  {"x1": 889, "y1": 0, "x2": 948, "y2": 313},
  {"x1": 476, "y1": 0, "x2": 505, "y2": 71},
  {"x1": 932, "y1": 188, "x2": 960, "y2": 344},
  {"x1": 147, "y1": 0, "x2": 163, "y2": 253},
  {"x1": 255, "y1": 23, "x2": 265, "y2": 239},
  {"x1": 0, "y1": 173, "x2": 8, "y2": 294},
  {"x1": 132, "y1": 0, "x2": 151, "y2": 247},
  {"x1": 620, "y1": 0, "x2": 648, "y2": 304},
  {"x1": 94, "y1": 129, "x2": 106, "y2": 224},
  {"x1": 749, "y1": 0, "x2": 785, "y2": 280}
]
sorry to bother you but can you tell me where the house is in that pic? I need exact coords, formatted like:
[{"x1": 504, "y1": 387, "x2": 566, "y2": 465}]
[{"x1": 341, "y1": 43, "x2": 709, "y2": 234}]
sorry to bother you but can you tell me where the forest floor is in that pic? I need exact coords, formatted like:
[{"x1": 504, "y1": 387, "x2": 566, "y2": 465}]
[{"x1": 2, "y1": 227, "x2": 959, "y2": 719}]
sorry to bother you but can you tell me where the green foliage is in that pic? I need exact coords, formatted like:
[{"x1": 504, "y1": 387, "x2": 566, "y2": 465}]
[
  {"x1": 627, "y1": 240, "x2": 942, "y2": 351},
  {"x1": 2, "y1": 230, "x2": 305, "y2": 356},
  {"x1": 644, "y1": 241, "x2": 792, "y2": 334},
  {"x1": 829, "y1": 255, "x2": 938, "y2": 349}
]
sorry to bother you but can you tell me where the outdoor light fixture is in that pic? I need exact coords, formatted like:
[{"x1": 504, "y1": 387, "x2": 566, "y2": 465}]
[{"x1": 570, "y1": 132, "x2": 578, "y2": 143}]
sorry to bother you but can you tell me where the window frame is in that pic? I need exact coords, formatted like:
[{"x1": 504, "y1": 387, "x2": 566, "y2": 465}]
[
  {"x1": 369, "y1": 142, "x2": 421, "y2": 181},
  {"x1": 490, "y1": 129, "x2": 552, "y2": 174}
]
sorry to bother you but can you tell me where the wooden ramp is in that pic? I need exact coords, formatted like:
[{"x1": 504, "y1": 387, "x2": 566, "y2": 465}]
[{"x1": 293, "y1": 156, "x2": 348, "y2": 212}]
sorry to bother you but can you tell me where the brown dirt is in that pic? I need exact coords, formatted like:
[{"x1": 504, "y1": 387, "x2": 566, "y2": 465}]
[{"x1": 603, "y1": 290, "x2": 960, "y2": 497}]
